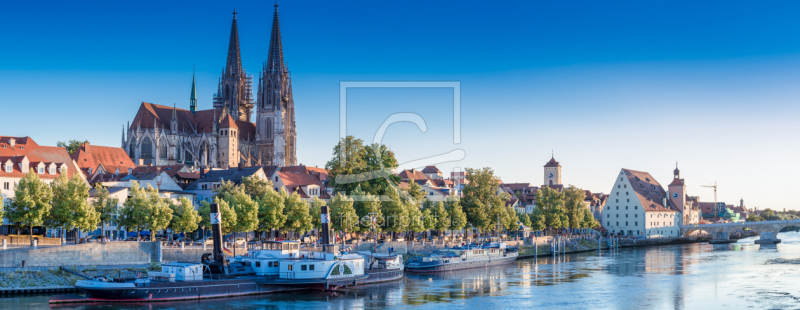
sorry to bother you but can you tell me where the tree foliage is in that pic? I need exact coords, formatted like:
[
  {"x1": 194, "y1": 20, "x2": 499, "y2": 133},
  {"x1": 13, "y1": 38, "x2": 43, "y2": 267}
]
[
  {"x1": 170, "y1": 197, "x2": 200, "y2": 235},
  {"x1": 308, "y1": 196, "x2": 325, "y2": 233},
  {"x1": 282, "y1": 189, "x2": 312, "y2": 235},
  {"x1": 535, "y1": 186, "x2": 566, "y2": 232},
  {"x1": 325, "y1": 136, "x2": 399, "y2": 196},
  {"x1": 7, "y1": 169, "x2": 53, "y2": 238},
  {"x1": 445, "y1": 197, "x2": 467, "y2": 232},
  {"x1": 91, "y1": 184, "x2": 118, "y2": 238},
  {"x1": 329, "y1": 193, "x2": 357, "y2": 233},
  {"x1": 529, "y1": 207, "x2": 546, "y2": 232},
  {"x1": 461, "y1": 167, "x2": 511, "y2": 232},
  {"x1": 241, "y1": 175, "x2": 272, "y2": 199},
  {"x1": 221, "y1": 187, "x2": 259, "y2": 235},
  {"x1": 255, "y1": 188, "x2": 286, "y2": 237},
  {"x1": 144, "y1": 185, "x2": 173, "y2": 233},
  {"x1": 214, "y1": 197, "x2": 238, "y2": 235},
  {"x1": 57, "y1": 140, "x2": 88, "y2": 155}
]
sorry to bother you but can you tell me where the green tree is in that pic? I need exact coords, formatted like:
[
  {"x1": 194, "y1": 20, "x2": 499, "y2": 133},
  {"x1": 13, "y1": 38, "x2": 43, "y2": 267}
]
[
  {"x1": 381, "y1": 187, "x2": 408, "y2": 236},
  {"x1": 91, "y1": 184, "x2": 119, "y2": 239},
  {"x1": 518, "y1": 211, "x2": 532, "y2": 228},
  {"x1": 329, "y1": 193, "x2": 358, "y2": 234},
  {"x1": 325, "y1": 136, "x2": 400, "y2": 197},
  {"x1": 402, "y1": 179, "x2": 426, "y2": 203},
  {"x1": 212, "y1": 180, "x2": 238, "y2": 198},
  {"x1": 255, "y1": 188, "x2": 286, "y2": 240},
  {"x1": 564, "y1": 186, "x2": 587, "y2": 231},
  {"x1": 529, "y1": 207, "x2": 546, "y2": 232},
  {"x1": 762, "y1": 209, "x2": 776, "y2": 220},
  {"x1": 433, "y1": 201, "x2": 451, "y2": 239},
  {"x1": 746, "y1": 214, "x2": 764, "y2": 222},
  {"x1": 351, "y1": 185, "x2": 382, "y2": 235},
  {"x1": 406, "y1": 198, "x2": 426, "y2": 239},
  {"x1": 198, "y1": 201, "x2": 211, "y2": 239},
  {"x1": 282, "y1": 190, "x2": 312, "y2": 236},
  {"x1": 445, "y1": 197, "x2": 467, "y2": 234},
  {"x1": 144, "y1": 185, "x2": 173, "y2": 235},
  {"x1": 461, "y1": 167, "x2": 510, "y2": 234},
  {"x1": 241, "y1": 175, "x2": 272, "y2": 199},
  {"x1": 223, "y1": 187, "x2": 259, "y2": 243},
  {"x1": 535, "y1": 186, "x2": 566, "y2": 234},
  {"x1": 169, "y1": 197, "x2": 200, "y2": 238},
  {"x1": 7, "y1": 169, "x2": 53, "y2": 245},
  {"x1": 118, "y1": 181, "x2": 149, "y2": 237},
  {"x1": 581, "y1": 208, "x2": 598, "y2": 230},
  {"x1": 56, "y1": 140, "x2": 88, "y2": 155}
]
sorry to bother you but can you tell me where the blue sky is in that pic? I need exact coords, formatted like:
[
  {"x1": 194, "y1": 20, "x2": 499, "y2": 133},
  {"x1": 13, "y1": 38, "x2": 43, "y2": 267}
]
[{"x1": 2, "y1": 0, "x2": 800, "y2": 210}]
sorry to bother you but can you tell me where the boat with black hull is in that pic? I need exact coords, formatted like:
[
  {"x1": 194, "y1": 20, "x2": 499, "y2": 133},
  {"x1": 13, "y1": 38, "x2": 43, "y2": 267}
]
[
  {"x1": 405, "y1": 242, "x2": 518, "y2": 273},
  {"x1": 52, "y1": 204, "x2": 403, "y2": 304}
]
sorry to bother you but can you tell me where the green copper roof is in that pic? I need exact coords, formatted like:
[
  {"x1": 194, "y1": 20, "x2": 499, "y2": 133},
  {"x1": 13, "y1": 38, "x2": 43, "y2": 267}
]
[{"x1": 190, "y1": 71, "x2": 197, "y2": 101}]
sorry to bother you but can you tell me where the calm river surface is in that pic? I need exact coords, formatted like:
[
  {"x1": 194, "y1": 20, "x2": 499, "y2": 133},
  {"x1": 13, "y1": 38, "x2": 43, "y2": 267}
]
[{"x1": 6, "y1": 232, "x2": 800, "y2": 310}]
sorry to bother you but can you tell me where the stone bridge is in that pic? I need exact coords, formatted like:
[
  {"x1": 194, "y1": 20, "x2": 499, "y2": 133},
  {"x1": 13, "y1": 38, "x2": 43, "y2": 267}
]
[{"x1": 680, "y1": 219, "x2": 800, "y2": 244}]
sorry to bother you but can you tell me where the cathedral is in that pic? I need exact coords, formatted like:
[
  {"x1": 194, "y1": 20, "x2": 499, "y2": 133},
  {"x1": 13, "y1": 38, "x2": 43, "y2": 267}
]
[{"x1": 122, "y1": 5, "x2": 297, "y2": 169}]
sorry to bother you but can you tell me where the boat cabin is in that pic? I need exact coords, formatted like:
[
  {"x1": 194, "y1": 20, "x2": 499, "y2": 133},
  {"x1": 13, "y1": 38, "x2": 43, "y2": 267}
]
[{"x1": 156, "y1": 262, "x2": 203, "y2": 281}]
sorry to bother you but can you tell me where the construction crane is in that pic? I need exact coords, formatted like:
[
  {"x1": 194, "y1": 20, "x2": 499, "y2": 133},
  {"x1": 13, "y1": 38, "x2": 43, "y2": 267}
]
[{"x1": 702, "y1": 182, "x2": 719, "y2": 218}]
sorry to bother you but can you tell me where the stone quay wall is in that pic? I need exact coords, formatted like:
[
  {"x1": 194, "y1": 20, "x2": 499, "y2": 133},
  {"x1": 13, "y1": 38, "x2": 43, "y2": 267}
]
[{"x1": 0, "y1": 242, "x2": 160, "y2": 268}]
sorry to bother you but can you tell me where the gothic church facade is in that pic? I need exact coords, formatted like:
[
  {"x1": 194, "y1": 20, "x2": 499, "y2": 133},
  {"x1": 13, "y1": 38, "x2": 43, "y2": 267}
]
[{"x1": 122, "y1": 5, "x2": 297, "y2": 169}]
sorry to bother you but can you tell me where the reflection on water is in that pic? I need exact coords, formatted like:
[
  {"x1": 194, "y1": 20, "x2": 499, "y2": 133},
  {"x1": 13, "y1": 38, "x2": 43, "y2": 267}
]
[{"x1": 7, "y1": 232, "x2": 800, "y2": 309}]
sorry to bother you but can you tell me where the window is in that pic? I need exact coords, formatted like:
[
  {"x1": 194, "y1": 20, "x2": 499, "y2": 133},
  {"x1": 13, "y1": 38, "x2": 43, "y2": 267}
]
[
  {"x1": 274, "y1": 176, "x2": 278, "y2": 182},
  {"x1": 268, "y1": 262, "x2": 273, "y2": 267},
  {"x1": 618, "y1": 185, "x2": 620, "y2": 189},
  {"x1": 274, "y1": 262, "x2": 279, "y2": 267},
  {"x1": 607, "y1": 214, "x2": 610, "y2": 218},
  {"x1": 309, "y1": 264, "x2": 314, "y2": 271},
  {"x1": 635, "y1": 222, "x2": 638, "y2": 226},
  {"x1": 38, "y1": 167, "x2": 44, "y2": 174},
  {"x1": 288, "y1": 265, "x2": 293, "y2": 271},
  {"x1": 616, "y1": 192, "x2": 619, "y2": 196},
  {"x1": 625, "y1": 206, "x2": 628, "y2": 210},
  {"x1": 635, "y1": 214, "x2": 638, "y2": 218},
  {"x1": 3, "y1": 182, "x2": 9, "y2": 190},
  {"x1": 626, "y1": 192, "x2": 629, "y2": 195},
  {"x1": 4, "y1": 165, "x2": 10, "y2": 172},
  {"x1": 616, "y1": 199, "x2": 618, "y2": 203},
  {"x1": 49, "y1": 168, "x2": 55, "y2": 174},
  {"x1": 255, "y1": 262, "x2": 261, "y2": 267},
  {"x1": 627, "y1": 199, "x2": 629, "y2": 202},
  {"x1": 616, "y1": 222, "x2": 619, "y2": 226},
  {"x1": 625, "y1": 214, "x2": 628, "y2": 218},
  {"x1": 301, "y1": 265, "x2": 307, "y2": 271},
  {"x1": 635, "y1": 206, "x2": 637, "y2": 210},
  {"x1": 616, "y1": 214, "x2": 619, "y2": 218},
  {"x1": 607, "y1": 222, "x2": 610, "y2": 226},
  {"x1": 429, "y1": 192, "x2": 433, "y2": 196},
  {"x1": 626, "y1": 222, "x2": 628, "y2": 226}
]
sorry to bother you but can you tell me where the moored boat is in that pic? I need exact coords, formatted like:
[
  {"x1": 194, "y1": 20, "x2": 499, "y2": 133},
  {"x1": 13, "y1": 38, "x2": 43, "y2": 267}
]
[{"x1": 405, "y1": 242, "x2": 518, "y2": 273}]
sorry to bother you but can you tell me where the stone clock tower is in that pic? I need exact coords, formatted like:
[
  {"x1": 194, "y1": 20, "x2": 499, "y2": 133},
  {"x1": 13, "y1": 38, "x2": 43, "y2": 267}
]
[{"x1": 543, "y1": 155, "x2": 562, "y2": 186}]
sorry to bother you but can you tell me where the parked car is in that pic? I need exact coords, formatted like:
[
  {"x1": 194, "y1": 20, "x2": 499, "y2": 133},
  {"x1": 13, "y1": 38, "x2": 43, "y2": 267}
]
[
  {"x1": 231, "y1": 237, "x2": 246, "y2": 246},
  {"x1": 86, "y1": 235, "x2": 104, "y2": 243}
]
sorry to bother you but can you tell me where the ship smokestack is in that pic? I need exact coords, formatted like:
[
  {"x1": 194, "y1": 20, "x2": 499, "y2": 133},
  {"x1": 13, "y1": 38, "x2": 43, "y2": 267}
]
[
  {"x1": 320, "y1": 205, "x2": 338, "y2": 254},
  {"x1": 210, "y1": 203, "x2": 224, "y2": 264}
]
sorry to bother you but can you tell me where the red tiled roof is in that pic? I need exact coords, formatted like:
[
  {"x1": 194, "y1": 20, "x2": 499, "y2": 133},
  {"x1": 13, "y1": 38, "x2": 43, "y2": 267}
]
[
  {"x1": 0, "y1": 136, "x2": 80, "y2": 180},
  {"x1": 622, "y1": 168, "x2": 676, "y2": 213},
  {"x1": 71, "y1": 143, "x2": 136, "y2": 176},
  {"x1": 133, "y1": 164, "x2": 187, "y2": 178},
  {"x1": 544, "y1": 156, "x2": 560, "y2": 167},
  {"x1": 176, "y1": 172, "x2": 200, "y2": 179},
  {"x1": 130, "y1": 102, "x2": 256, "y2": 142},
  {"x1": 669, "y1": 178, "x2": 685, "y2": 186},
  {"x1": 398, "y1": 169, "x2": 429, "y2": 181},
  {"x1": 278, "y1": 171, "x2": 323, "y2": 193},
  {"x1": 422, "y1": 166, "x2": 441, "y2": 174}
]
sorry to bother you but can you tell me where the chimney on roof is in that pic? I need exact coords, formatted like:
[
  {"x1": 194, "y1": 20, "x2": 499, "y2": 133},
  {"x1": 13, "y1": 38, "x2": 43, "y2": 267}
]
[{"x1": 9, "y1": 138, "x2": 15, "y2": 148}]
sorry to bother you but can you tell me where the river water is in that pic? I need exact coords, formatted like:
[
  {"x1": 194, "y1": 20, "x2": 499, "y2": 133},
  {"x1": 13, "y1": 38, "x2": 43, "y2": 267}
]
[{"x1": 6, "y1": 232, "x2": 800, "y2": 310}]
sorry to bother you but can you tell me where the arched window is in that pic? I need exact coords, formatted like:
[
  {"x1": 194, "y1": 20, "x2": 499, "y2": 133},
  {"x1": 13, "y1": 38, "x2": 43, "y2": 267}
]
[
  {"x1": 225, "y1": 85, "x2": 230, "y2": 101},
  {"x1": 128, "y1": 140, "x2": 136, "y2": 159},
  {"x1": 185, "y1": 150, "x2": 193, "y2": 165},
  {"x1": 176, "y1": 145, "x2": 182, "y2": 161},
  {"x1": 159, "y1": 140, "x2": 168, "y2": 159},
  {"x1": 140, "y1": 136, "x2": 153, "y2": 165}
]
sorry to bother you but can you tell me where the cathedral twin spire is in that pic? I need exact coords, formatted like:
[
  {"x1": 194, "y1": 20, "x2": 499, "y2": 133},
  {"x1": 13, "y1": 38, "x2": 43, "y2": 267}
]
[{"x1": 266, "y1": 4, "x2": 284, "y2": 72}]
